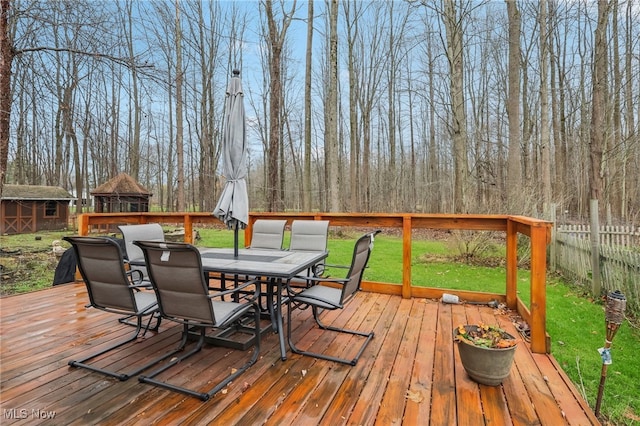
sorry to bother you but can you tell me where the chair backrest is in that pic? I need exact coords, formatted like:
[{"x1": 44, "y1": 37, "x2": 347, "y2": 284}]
[
  {"x1": 289, "y1": 220, "x2": 329, "y2": 252},
  {"x1": 134, "y1": 241, "x2": 215, "y2": 325},
  {"x1": 249, "y1": 219, "x2": 287, "y2": 250},
  {"x1": 63, "y1": 236, "x2": 138, "y2": 313},
  {"x1": 340, "y1": 231, "x2": 381, "y2": 304},
  {"x1": 118, "y1": 223, "x2": 165, "y2": 262}
]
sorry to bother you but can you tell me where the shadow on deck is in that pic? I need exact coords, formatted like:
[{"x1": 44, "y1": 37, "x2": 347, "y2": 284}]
[{"x1": 0, "y1": 283, "x2": 598, "y2": 425}]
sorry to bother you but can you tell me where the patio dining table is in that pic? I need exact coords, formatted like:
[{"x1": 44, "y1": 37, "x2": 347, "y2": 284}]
[{"x1": 130, "y1": 247, "x2": 328, "y2": 361}]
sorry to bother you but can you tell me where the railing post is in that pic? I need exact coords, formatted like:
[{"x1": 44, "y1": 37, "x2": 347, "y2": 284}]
[
  {"x1": 530, "y1": 223, "x2": 550, "y2": 353},
  {"x1": 402, "y1": 215, "x2": 412, "y2": 299},
  {"x1": 78, "y1": 214, "x2": 89, "y2": 236},
  {"x1": 184, "y1": 215, "x2": 193, "y2": 244},
  {"x1": 505, "y1": 219, "x2": 518, "y2": 309}
]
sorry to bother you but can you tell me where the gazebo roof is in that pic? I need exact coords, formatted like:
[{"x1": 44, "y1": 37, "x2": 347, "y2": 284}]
[
  {"x1": 91, "y1": 173, "x2": 151, "y2": 196},
  {"x1": 1, "y1": 184, "x2": 74, "y2": 201}
]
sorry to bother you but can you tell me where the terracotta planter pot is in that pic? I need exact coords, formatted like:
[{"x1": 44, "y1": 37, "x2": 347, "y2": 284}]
[{"x1": 455, "y1": 325, "x2": 517, "y2": 386}]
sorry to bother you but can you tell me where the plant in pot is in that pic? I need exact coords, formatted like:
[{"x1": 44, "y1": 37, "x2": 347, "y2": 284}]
[{"x1": 454, "y1": 324, "x2": 518, "y2": 386}]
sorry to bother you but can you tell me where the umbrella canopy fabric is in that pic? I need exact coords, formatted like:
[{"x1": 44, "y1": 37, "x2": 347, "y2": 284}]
[{"x1": 213, "y1": 70, "x2": 248, "y2": 233}]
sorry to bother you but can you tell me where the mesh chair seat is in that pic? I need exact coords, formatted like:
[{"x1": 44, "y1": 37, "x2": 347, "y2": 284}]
[{"x1": 290, "y1": 285, "x2": 342, "y2": 309}]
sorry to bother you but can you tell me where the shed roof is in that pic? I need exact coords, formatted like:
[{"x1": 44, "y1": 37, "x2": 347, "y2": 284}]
[
  {"x1": 1, "y1": 184, "x2": 75, "y2": 201},
  {"x1": 91, "y1": 173, "x2": 151, "y2": 196}
]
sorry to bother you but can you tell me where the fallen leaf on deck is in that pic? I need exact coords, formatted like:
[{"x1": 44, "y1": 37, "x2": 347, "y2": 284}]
[{"x1": 406, "y1": 389, "x2": 423, "y2": 403}]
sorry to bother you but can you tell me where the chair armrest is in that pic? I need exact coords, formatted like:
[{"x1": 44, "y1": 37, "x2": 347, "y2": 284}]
[
  {"x1": 324, "y1": 263, "x2": 349, "y2": 269},
  {"x1": 126, "y1": 269, "x2": 153, "y2": 290},
  {"x1": 126, "y1": 268, "x2": 145, "y2": 284},
  {"x1": 129, "y1": 282, "x2": 153, "y2": 290},
  {"x1": 208, "y1": 278, "x2": 260, "y2": 301},
  {"x1": 286, "y1": 275, "x2": 347, "y2": 295}
]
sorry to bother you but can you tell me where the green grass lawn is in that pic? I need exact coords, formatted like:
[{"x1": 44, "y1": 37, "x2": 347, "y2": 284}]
[{"x1": 2, "y1": 227, "x2": 638, "y2": 424}]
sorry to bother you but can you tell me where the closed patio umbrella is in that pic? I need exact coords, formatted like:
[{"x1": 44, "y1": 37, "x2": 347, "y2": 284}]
[{"x1": 213, "y1": 69, "x2": 248, "y2": 258}]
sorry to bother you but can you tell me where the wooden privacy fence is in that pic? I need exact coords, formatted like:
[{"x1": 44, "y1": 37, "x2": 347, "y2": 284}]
[
  {"x1": 556, "y1": 224, "x2": 640, "y2": 247},
  {"x1": 554, "y1": 225, "x2": 640, "y2": 316}
]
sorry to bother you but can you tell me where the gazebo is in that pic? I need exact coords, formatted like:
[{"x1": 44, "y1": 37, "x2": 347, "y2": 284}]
[{"x1": 91, "y1": 173, "x2": 151, "y2": 213}]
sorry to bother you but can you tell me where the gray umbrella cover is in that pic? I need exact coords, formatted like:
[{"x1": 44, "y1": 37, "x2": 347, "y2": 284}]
[{"x1": 213, "y1": 73, "x2": 248, "y2": 230}]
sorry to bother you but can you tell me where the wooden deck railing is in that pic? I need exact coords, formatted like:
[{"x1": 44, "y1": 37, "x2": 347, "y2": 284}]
[{"x1": 76, "y1": 212, "x2": 552, "y2": 353}]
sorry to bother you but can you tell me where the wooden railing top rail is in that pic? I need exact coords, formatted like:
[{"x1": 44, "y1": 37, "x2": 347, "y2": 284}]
[{"x1": 76, "y1": 212, "x2": 552, "y2": 353}]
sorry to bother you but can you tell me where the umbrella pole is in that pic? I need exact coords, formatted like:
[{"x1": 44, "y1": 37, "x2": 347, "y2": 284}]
[
  {"x1": 594, "y1": 290, "x2": 626, "y2": 417},
  {"x1": 234, "y1": 223, "x2": 239, "y2": 258}
]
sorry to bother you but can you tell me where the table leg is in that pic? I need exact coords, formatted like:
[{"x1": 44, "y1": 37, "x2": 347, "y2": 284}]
[{"x1": 275, "y1": 279, "x2": 287, "y2": 361}]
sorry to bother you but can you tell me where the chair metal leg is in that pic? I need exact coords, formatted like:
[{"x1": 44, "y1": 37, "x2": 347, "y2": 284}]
[
  {"x1": 138, "y1": 307, "x2": 261, "y2": 401},
  {"x1": 68, "y1": 314, "x2": 165, "y2": 381},
  {"x1": 287, "y1": 301, "x2": 374, "y2": 366},
  {"x1": 118, "y1": 311, "x2": 162, "y2": 332}
]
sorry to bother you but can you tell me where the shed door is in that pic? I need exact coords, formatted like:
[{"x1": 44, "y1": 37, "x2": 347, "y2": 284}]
[{"x1": 1, "y1": 201, "x2": 35, "y2": 234}]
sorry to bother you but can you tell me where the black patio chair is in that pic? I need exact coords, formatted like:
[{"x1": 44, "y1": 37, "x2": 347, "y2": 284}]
[
  {"x1": 63, "y1": 236, "x2": 163, "y2": 381},
  {"x1": 286, "y1": 230, "x2": 381, "y2": 366},
  {"x1": 134, "y1": 240, "x2": 261, "y2": 401}
]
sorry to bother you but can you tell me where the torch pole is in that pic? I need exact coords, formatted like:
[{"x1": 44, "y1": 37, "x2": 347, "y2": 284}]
[{"x1": 594, "y1": 290, "x2": 626, "y2": 417}]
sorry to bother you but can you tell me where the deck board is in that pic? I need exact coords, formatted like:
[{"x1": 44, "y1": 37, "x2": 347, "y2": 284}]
[{"x1": 0, "y1": 283, "x2": 599, "y2": 425}]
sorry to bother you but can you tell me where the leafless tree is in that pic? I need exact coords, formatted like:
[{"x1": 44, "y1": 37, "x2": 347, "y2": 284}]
[
  {"x1": 263, "y1": 0, "x2": 296, "y2": 212},
  {"x1": 0, "y1": 0, "x2": 11, "y2": 197},
  {"x1": 504, "y1": 1, "x2": 519, "y2": 212},
  {"x1": 442, "y1": 0, "x2": 469, "y2": 213},
  {"x1": 303, "y1": 0, "x2": 313, "y2": 211},
  {"x1": 589, "y1": 0, "x2": 610, "y2": 205},
  {"x1": 539, "y1": 0, "x2": 551, "y2": 209}
]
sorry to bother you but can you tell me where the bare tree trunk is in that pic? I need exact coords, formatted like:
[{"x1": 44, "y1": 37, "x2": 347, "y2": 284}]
[
  {"x1": 506, "y1": 0, "x2": 521, "y2": 212},
  {"x1": 387, "y1": 4, "x2": 397, "y2": 212},
  {"x1": 539, "y1": 0, "x2": 552, "y2": 208},
  {"x1": 0, "y1": 0, "x2": 12, "y2": 197},
  {"x1": 610, "y1": 0, "x2": 622, "y2": 218},
  {"x1": 265, "y1": 0, "x2": 281, "y2": 212},
  {"x1": 623, "y1": 0, "x2": 636, "y2": 220},
  {"x1": 122, "y1": 0, "x2": 141, "y2": 180},
  {"x1": 303, "y1": 0, "x2": 313, "y2": 211},
  {"x1": 549, "y1": 1, "x2": 565, "y2": 207},
  {"x1": 264, "y1": 0, "x2": 295, "y2": 212},
  {"x1": 63, "y1": 83, "x2": 83, "y2": 215},
  {"x1": 443, "y1": 0, "x2": 468, "y2": 213},
  {"x1": 326, "y1": 0, "x2": 339, "y2": 212},
  {"x1": 344, "y1": 0, "x2": 360, "y2": 212},
  {"x1": 174, "y1": 0, "x2": 185, "y2": 211},
  {"x1": 407, "y1": 68, "x2": 416, "y2": 211},
  {"x1": 426, "y1": 23, "x2": 439, "y2": 212},
  {"x1": 589, "y1": 0, "x2": 610, "y2": 204}
]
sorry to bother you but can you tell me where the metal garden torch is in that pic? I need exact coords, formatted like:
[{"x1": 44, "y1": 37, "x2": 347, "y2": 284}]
[{"x1": 594, "y1": 290, "x2": 626, "y2": 417}]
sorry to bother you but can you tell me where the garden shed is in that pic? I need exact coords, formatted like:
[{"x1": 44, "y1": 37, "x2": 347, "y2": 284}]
[
  {"x1": 91, "y1": 173, "x2": 151, "y2": 213},
  {"x1": 1, "y1": 184, "x2": 75, "y2": 234}
]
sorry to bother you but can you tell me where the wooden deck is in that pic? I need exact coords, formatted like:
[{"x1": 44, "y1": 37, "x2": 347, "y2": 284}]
[{"x1": 1, "y1": 283, "x2": 598, "y2": 425}]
